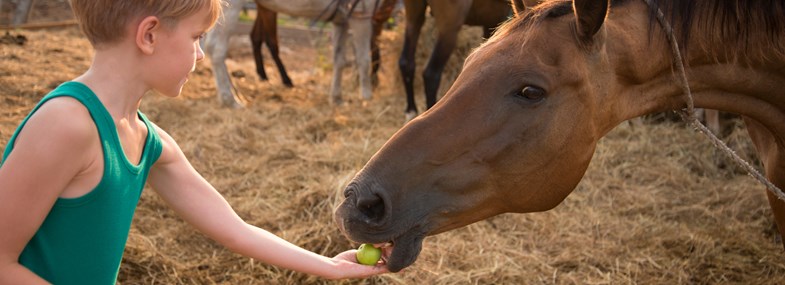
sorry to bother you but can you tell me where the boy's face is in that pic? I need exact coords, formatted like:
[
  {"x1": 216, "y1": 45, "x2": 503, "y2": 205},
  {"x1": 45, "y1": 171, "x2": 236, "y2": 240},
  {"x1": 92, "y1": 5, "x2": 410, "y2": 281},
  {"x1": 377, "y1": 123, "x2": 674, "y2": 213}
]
[{"x1": 147, "y1": 7, "x2": 213, "y2": 97}]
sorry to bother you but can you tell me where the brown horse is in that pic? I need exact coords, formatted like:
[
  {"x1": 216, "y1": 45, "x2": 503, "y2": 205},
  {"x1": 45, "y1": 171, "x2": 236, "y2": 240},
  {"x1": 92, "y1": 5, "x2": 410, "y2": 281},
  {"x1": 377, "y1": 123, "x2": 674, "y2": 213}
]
[
  {"x1": 249, "y1": 0, "x2": 398, "y2": 88},
  {"x1": 398, "y1": 0, "x2": 514, "y2": 121},
  {"x1": 335, "y1": 0, "x2": 785, "y2": 272}
]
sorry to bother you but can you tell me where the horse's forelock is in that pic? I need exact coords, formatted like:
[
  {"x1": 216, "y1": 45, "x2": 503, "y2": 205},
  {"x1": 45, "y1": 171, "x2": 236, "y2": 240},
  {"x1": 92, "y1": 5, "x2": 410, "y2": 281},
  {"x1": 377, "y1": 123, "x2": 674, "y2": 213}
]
[{"x1": 489, "y1": 0, "x2": 573, "y2": 44}]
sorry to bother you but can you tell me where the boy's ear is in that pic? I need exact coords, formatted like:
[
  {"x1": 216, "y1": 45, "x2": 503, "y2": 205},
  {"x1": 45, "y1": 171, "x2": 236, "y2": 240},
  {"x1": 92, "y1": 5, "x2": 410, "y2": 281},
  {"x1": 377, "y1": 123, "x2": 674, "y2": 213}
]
[{"x1": 136, "y1": 16, "x2": 161, "y2": 55}]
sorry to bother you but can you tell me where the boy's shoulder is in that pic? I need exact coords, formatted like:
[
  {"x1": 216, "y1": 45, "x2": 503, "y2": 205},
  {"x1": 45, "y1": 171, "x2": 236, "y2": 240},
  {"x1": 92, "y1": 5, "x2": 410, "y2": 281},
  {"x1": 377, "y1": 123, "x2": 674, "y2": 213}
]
[{"x1": 25, "y1": 96, "x2": 98, "y2": 143}]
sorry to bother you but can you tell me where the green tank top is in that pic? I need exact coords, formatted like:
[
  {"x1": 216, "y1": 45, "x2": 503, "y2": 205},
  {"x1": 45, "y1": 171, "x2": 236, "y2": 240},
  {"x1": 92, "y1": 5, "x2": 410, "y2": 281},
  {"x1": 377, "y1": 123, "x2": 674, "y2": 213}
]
[{"x1": 1, "y1": 82, "x2": 163, "y2": 285}]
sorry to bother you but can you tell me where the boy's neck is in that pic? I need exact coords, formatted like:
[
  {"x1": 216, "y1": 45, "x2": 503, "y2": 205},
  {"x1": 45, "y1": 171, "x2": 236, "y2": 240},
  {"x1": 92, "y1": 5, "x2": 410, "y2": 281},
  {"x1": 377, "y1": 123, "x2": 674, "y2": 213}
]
[{"x1": 74, "y1": 44, "x2": 148, "y2": 122}]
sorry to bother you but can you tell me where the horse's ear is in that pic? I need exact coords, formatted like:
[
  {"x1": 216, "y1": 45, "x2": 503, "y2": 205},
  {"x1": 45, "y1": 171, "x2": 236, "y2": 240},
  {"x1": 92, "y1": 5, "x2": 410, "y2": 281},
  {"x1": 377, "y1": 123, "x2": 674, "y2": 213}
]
[
  {"x1": 511, "y1": 0, "x2": 525, "y2": 17},
  {"x1": 573, "y1": 0, "x2": 609, "y2": 41},
  {"x1": 511, "y1": 0, "x2": 542, "y2": 17}
]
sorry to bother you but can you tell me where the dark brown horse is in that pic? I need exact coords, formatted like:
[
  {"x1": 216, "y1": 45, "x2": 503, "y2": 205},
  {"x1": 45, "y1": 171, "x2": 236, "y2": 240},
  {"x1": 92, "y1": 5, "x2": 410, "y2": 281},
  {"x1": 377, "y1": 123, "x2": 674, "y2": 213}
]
[
  {"x1": 370, "y1": 0, "x2": 399, "y2": 85},
  {"x1": 398, "y1": 0, "x2": 514, "y2": 121},
  {"x1": 335, "y1": 0, "x2": 785, "y2": 272},
  {"x1": 249, "y1": 0, "x2": 398, "y2": 88},
  {"x1": 250, "y1": 6, "x2": 294, "y2": 87}
]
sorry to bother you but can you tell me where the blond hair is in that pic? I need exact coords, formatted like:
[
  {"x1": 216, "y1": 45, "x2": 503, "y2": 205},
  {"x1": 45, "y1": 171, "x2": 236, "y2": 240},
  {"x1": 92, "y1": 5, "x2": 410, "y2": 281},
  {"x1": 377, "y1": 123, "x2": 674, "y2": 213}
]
[{"x1": 69, "y1": 0, "x2": 223, "y2": 47}]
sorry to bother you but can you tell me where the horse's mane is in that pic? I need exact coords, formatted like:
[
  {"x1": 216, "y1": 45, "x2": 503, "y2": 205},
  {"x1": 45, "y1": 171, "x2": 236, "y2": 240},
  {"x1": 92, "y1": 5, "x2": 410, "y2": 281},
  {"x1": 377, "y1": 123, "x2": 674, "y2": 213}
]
[{"x1": 493, "y1": 0, "x2": 785, "y2": 62}]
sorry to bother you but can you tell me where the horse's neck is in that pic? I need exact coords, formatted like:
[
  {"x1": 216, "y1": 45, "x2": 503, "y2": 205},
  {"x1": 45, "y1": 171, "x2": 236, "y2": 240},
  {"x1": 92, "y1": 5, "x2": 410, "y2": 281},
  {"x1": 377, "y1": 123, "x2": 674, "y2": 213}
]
[{"x1": 603, "y1": 3, "x2": 785, "y2": 138}]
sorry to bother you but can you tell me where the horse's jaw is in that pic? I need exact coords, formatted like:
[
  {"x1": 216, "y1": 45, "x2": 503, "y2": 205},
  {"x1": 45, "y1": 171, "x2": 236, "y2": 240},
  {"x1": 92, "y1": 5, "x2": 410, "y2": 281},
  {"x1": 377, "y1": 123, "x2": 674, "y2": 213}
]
[{"x1": 383, "y1": 229, "x2": 427, "y2": 272}]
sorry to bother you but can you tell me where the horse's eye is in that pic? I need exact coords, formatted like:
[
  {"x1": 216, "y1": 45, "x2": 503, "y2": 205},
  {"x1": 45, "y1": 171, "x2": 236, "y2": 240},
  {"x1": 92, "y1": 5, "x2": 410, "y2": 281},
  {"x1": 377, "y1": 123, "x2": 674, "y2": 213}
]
[{"x1": 517, "y1": 86, "x2": 546, "y2": 102}]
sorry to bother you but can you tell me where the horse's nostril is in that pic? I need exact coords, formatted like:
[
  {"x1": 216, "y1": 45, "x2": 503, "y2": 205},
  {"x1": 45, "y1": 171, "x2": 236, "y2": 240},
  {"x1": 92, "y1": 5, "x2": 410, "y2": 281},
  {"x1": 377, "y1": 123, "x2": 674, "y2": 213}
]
[{"x1": 356, "y1": 193, "x2": 385, "y2": 222}]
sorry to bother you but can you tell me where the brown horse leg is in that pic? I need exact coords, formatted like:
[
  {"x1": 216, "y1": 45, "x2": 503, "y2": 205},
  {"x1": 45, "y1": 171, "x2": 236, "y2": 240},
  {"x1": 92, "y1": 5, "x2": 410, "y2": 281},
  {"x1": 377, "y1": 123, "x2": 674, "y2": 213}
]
[
  {"x1": 370, "y1": 0, "x2": 398, "y2": 87},
  {"x1": 371, "y1": 36, "x2": 381, "y2": 88},
  {"x1": 743, "y1": 116, "x2": 785, "y2": 248},
  {"x1": 258, "y1": 7, "x2": 293, "y2": 87},
  {"x1": 399, "y1": 0, "x2": 428, "y2": 120},
  {"x1": 422, "y1": 36, "x2": 458, "y2": 108},
  {"x1": 704, "y1": 109, "x2": 721, "y2": 134},
  {"x1": 250, "y1": 7, "x2": 268, "y2": 81},
  {"x1": 422, "y1": 0, "x2": 471, "y2": 108}
]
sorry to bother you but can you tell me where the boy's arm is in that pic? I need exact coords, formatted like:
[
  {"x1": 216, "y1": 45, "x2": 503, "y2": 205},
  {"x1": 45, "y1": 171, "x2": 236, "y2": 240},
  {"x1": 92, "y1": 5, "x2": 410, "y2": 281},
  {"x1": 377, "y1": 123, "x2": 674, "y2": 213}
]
[
  {"x1": 0, "y1": 98, "x2": 99, "y2": 284},
  {"x1": 147, "y1": 125, "x2": 388, "y2": 280}
]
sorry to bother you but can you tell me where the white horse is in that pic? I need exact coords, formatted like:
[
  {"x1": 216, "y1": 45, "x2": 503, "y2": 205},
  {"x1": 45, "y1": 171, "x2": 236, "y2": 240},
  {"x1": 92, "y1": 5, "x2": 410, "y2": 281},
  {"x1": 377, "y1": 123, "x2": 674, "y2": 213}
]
[{"x1": 204, "y1": 0, "x2": 376, "y2": 108}]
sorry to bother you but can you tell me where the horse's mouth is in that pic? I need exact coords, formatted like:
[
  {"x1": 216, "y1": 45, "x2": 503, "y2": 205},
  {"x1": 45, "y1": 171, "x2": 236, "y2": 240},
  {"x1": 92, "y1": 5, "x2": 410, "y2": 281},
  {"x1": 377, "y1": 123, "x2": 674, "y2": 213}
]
[
  {"x1": 380, "y1": 231, "x2": 426, "y2": 272},
  {"x1": 336, "y1": 182, "x2": 430, "y2": 271},
  {"x1": 342, "y1": 221, "x2": 427, "y2": 272}
]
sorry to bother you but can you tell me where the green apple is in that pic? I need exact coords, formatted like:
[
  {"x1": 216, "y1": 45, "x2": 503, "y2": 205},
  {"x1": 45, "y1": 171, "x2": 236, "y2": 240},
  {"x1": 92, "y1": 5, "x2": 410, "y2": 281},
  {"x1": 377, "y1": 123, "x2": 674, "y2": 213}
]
[{"x1": 355, "y1": 243, "x2": 382, "y2": 265}]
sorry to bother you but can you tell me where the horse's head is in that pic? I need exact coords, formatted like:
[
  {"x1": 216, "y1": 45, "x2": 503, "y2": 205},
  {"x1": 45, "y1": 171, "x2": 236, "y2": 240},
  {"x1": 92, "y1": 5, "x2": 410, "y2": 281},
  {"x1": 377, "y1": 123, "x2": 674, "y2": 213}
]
[{"x1": 335, "y1": 0, "x2": 654, "y2": 272}]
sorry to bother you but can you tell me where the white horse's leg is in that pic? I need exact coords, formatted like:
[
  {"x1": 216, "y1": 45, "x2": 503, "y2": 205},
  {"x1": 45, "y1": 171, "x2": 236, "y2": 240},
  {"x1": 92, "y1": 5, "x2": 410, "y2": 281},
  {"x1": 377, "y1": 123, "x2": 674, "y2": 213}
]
[
  {"x1": 204, "y1": 0, "x2": 244, "y2": 108},
  {"x1": 348, "y1": 16, "x2": 373, "y2": 101},
  {"x1": 330, "y1": 20, "x2": 350, "y2": 105}
]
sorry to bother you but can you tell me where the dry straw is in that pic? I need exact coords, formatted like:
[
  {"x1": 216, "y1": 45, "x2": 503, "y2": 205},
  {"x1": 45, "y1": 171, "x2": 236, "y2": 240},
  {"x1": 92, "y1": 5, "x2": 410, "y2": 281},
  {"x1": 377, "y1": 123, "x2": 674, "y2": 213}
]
[{"x1": 1, "y1": 10, "x2": 784, "y2": 285}]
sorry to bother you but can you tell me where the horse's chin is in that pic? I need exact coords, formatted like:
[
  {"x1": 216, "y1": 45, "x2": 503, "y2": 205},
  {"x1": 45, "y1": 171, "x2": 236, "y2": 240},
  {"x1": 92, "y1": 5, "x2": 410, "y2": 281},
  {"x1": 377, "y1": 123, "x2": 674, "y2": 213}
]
[{"x1": 386, "y1": 232, "x2": 426, "y2": 272}]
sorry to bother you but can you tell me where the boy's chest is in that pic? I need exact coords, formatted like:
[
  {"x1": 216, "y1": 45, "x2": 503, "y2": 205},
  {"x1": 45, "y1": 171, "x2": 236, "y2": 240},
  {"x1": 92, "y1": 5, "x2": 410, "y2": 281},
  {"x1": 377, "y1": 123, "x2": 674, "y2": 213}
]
[{"x1": 115, "y1": 119, "x2": 149, "y2": 166}]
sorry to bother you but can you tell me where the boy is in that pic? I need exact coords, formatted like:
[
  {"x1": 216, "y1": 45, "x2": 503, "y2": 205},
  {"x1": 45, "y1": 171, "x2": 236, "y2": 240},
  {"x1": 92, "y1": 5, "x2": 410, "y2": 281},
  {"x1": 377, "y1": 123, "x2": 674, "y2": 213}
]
[{"x1": 0, "y1": 0, "x2": 389, "y2": 284}]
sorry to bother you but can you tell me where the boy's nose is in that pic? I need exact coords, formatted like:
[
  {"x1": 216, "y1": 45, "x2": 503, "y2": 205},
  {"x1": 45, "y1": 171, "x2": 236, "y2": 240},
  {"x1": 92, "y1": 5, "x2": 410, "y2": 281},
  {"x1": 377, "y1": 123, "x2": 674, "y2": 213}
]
[{"x1": 196, "y1": 45, "x2": 205, "y2": 61}]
